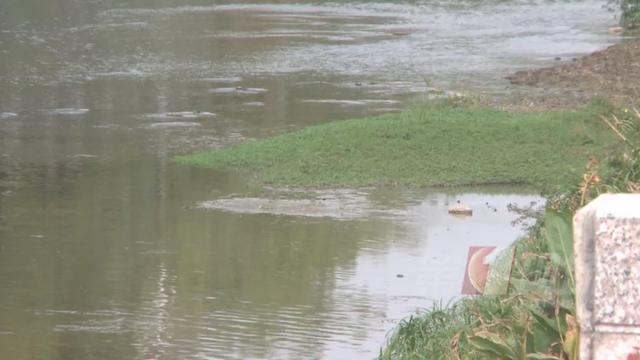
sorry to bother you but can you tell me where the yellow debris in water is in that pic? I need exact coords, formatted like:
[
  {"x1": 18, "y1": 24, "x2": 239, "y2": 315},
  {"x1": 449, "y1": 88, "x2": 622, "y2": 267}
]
[{"x1": 448, "y1": 203, "x2": 473, "y2": 216}]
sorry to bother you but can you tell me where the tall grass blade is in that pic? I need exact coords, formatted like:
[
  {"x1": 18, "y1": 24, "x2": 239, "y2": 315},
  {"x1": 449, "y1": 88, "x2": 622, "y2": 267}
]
[{"x1": 543, "y1": 211, "x2": 574, "y2": 290}]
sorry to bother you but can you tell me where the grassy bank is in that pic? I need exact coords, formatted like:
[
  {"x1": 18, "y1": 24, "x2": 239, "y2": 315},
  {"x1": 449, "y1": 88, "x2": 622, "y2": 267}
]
[
  {"x1": 378, "y1": 107, "x2": 639, "y2": 359},
  {"x1": 177, "y1": 101, "x2": 617, "y2": 192}
]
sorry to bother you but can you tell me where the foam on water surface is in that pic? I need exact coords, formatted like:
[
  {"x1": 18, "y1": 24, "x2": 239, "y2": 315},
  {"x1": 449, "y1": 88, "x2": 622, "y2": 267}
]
[
  {"x1": 43, "y1": 108, "x2": 90, "y2": 116},
  {"x1": 143, "y1": 111, "x2": 216, "y2": 119},
  {"x1": 145, "y1": 121, "x2": 202, "y2": 129},
  {"x1": 0, "y1": 112, "x2": 17, "y2": 119}
]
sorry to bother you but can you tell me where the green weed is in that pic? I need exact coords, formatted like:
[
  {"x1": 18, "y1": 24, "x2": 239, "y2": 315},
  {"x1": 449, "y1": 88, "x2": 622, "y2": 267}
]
[{"x1": 177, "y1": 101, "x2": 616, "y2": 192}]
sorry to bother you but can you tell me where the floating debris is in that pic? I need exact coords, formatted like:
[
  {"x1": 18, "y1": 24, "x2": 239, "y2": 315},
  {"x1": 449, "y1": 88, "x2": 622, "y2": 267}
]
[
  {"x1": 448, "y1": 202, "x2": 473, "y2": 216},
  {"x1": 608, "y1": 26, "x2": 624, "y2": 34}
]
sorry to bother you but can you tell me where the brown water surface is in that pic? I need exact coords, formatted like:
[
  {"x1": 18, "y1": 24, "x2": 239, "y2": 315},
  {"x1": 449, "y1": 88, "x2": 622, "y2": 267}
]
[{"x1": 0, "y1": 1, "x2": 618, "y2": 358}]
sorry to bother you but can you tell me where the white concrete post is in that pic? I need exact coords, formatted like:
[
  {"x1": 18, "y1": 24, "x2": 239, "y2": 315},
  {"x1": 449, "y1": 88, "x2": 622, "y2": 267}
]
[{"x1": 574, "y1": 194, "x2": 640, "y2": 359}]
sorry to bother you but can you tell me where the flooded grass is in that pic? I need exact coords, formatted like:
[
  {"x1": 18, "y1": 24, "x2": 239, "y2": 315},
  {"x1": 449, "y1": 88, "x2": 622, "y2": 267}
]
[
  {"x1": 177, "y1": 100, "x2": 617, "y2": 192},
  {"x1": 377, "y1": 297, "x2": 505, "y2": 360}
]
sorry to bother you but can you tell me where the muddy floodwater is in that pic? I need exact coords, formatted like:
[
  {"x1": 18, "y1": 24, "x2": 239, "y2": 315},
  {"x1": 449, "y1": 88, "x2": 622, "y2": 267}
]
[{"x1": 0, "y1": 0, "x2": 618, "y2": 359}]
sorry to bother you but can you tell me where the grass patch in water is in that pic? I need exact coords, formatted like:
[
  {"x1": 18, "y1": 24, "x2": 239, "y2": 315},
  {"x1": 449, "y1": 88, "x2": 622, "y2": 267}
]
[{"x1": 177, "y1": 100, "x2": 616, "y2": 191}]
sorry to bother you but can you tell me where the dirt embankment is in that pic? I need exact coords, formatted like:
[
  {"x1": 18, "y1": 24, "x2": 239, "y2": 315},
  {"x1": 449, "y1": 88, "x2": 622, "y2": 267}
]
[{"x1": 506, "y1": 39, "x2": 640, "y2": 108}]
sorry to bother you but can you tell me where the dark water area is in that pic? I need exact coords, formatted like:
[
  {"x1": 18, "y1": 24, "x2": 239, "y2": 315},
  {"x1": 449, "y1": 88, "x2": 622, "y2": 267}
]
[{"x1": 0, "y1": 1, "x2": 619, "y2": 358}]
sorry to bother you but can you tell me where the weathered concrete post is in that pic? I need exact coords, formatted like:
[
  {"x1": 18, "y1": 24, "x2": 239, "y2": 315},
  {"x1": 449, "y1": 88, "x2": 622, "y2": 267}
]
[{"x1": 574, "y1": 194, "x2": 640, "y2": 359}]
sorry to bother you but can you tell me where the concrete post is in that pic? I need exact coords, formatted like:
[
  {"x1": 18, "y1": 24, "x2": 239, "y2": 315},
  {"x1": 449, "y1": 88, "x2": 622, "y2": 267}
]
[{"x1": 574, "y1": 194, "x2": 640, "y2": 359}]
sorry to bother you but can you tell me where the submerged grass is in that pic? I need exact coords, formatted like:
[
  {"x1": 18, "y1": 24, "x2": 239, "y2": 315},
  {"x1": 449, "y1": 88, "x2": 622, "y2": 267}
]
[{"x1": 177, "y1": 100, "x2": 617, "y2": 192}]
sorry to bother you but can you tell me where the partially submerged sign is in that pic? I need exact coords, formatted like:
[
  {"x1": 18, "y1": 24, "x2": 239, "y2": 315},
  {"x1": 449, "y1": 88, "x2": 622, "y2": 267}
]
[{"x1": 461, "y1": 246, "x2": 496, "y2": 295}]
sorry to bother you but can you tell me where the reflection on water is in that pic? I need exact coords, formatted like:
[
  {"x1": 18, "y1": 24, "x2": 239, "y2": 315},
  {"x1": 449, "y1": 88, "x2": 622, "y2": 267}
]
[
  {"x1": 0, "y1": 0, "x2": 615, "y2": 358},
  {"x1": 0, "y1": 167, "x2": 541, "y2": 359}
]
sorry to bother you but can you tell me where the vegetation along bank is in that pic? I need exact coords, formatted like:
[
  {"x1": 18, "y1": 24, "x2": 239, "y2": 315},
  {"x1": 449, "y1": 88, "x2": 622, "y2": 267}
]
[
  {"x1": 177, "y1": 9, "x2": 640, "y2": 359},
  {"x1": 375, "y1": 25, "x2": 640, "y2": 360}
]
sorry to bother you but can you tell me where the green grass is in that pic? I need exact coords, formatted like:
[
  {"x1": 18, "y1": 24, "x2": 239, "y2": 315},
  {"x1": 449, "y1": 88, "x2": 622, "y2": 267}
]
[
  {"x1": 378, "y1": 296, "x2": 512, "y2": 360},
  {"x1": 177, "y1": 101, "x2": 617, "y2": 191},
  {"x1": 377, "y1": 300, "x2": 475, "y2": 360}
]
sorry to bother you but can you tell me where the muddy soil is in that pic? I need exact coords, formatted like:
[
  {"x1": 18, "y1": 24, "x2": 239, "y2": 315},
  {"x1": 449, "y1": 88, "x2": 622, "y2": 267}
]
[{"x1": 506, "y1": 38, "x2": 640, "y2": 108}]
